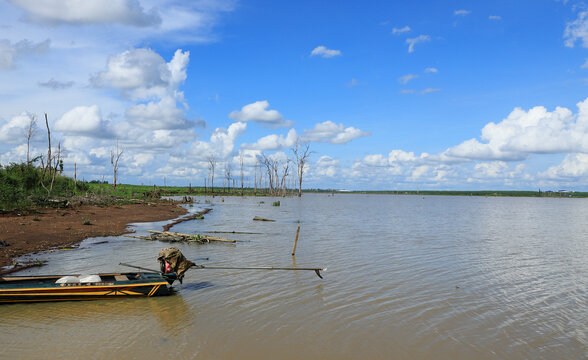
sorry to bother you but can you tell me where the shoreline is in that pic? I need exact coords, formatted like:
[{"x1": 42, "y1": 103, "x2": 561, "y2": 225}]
[{"x1": 0, "y1": 202, "x2": 188, "y2": 271}]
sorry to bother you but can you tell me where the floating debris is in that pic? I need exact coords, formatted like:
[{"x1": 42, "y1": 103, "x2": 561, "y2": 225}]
[
  {"x1": 125, "y1": 230, "x2": 236, "y2": 244},
  {"x1": 253, "y1": 216, "x2": 275, "y2": 222},
  {"x1": 163, "y1": 208, "x2": 212, "y2": 231}
]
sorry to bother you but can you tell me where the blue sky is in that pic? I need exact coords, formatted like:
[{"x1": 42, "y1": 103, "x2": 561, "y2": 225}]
[{"x1": 1, "y1": 0, "x2": 588, "y2": 190}]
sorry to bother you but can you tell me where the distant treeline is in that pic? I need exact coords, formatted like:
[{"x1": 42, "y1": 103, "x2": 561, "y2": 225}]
[
  {"x1": 304, "y1": 189, "x2": 588, "y2": 198},
  {"x1": 3, "y1": 161, "x2": 586, "y2": 211}
]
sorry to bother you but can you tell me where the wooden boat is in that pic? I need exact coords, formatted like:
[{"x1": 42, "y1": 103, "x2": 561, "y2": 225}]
[{"x1": 0, "y1": 272, "x2": 177, "y2": 303}]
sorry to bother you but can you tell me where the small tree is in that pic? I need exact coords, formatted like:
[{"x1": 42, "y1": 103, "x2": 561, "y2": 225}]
[{"x1": 110, "y1": 139, "x2": 123, "y2": 189}]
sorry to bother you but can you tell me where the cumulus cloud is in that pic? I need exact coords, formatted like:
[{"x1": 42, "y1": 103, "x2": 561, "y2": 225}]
[
  {"x1": 188, "y1": 122, "x2": 247, "y2": 160},
  {"x1": 564, "y1": 10, "x2": 588, "y2": 48},
  {"x1": 126, "y1": 96, "x2": 192, "y2": 130},
  {"x1": 392, "y1": 26, "x2": 411, "y2": 35},
  {"x1": 541, "y1": 154, "x2": 588, "y2": 179},
  {"x1": 445, "y1": 100, "x2": 588, "y2": 161},
  {"x1": 310, "y1": 45, "x2": 342, "y2": 58},
  {"x1": 406, "y1": 35, "x2": 430, "y2": 53},
  {"x1": 315, "y1": 155, "x2": 339, "y2": 177},
  {"x1": 302, "y1": 121, "x2": 370, "y2": 144},
  {"x1": 228, "y1": 100, "x2": 293, "y2": 128},
  {"x1": 399, "y1": 74, "x2": 419, "y2": 84},
  {"x1": 243, "y1": 129, "x2": 298, "y2": 151},
  {"x1": 7, "y1": 0, "x2": 161, "y2": 27},
  {"x1": 0, "y1": 38, "x2": 50, "y2": 69},
  {"x1": 0, "y1": 112, "x2": 39, "y2": 144},
  {"x1": 93, "y1": 48, "x2": 191, "y2": 130},
  {"x1": 55, "y1": 105, "x2": 113, "y2": 138},
  {"x1": 92, "y1": 48, "x2": 172, "y2": 96}
]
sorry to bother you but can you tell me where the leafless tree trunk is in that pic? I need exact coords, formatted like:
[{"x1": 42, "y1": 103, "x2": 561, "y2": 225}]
[
  {"x1": 25, "y1": 114, "x2": 37, "y2": 164},
  {"x1": 224, "y1": 162, "x2": 232, "y2": 194},
  {"x1": 208, "y1": 156, "x2": 216, "y2": 195},
  {"x1": 292, "y1": 141, "x2": 312, "y2": 197},
  {"x1": 39, "y1": 114, "x2": 59, "y2": 196},
  {"x1": 280, "y1": 160, "x2": 291, "y2": 196},
  {"x1": 254, "y1": 159, "x2": 258, "y2": 195},
  {"x1": 110, "y1": 139, "x2": 123, "y2": 189},
  {"x1": 261, "y1": 154, "x2": 277, "y2": 195}
]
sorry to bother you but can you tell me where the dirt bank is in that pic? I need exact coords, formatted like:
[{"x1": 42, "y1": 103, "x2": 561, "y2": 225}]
[{"x1": 0, "y1": 202, "x2": 188, "y2": 269}]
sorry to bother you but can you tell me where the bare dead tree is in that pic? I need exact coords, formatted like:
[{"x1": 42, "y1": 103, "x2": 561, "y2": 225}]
[
  {"x1": 291, "y1": 141, "x2": 312, "y2": 197},
  {"x1": 224, "y1": 162, "x2": 232, "y2": 194},
  {"x1": 261, "y1": 154, "x2": 277, "y2": 195},
  {"x1": 39, "y1": 114, "x2": 60, "y2": 196},
  {"x1": 280, "y1": 159, "x2": 291, "y2": 196},
  {"x1": 110, "y1": 139, "x2": 123, "y2": 189},
  {"x1": 254, "y1": 159, "x2": 258, "y2": 195},
  {"x1": 208, "y1": 155, "x2": 216, "y2": 194},
  {"x1": 25, "y1": 114, "x2": 37, "y2": 164}
]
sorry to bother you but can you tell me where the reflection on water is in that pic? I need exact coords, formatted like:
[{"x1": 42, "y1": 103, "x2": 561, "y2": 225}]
[{"x1": 2, "y1": 194, "x2": 588, "y2": 359}]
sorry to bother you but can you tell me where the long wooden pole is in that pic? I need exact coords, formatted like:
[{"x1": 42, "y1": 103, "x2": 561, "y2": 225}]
[
  {"x1": 193, "y1": 264, "x2": 325, "y2": 278},
  {"x1": 292, "y1": 226, "x2": 300, "y2": 256}
]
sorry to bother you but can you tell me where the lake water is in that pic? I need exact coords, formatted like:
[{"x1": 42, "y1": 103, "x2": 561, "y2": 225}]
[{"x1": 2, "y1": 194, "x2": 588, "y2": 359}]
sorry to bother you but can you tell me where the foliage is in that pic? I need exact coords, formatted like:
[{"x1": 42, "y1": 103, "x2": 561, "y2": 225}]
[{"x1": 0, "y1": 162, "x2": 87, "y2": 210}]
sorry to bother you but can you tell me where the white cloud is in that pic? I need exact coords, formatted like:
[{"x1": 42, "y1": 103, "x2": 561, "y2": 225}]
[
  {"x1": 0, "y1": 38, "x2": 50, "y2": 69},
  {"x1": 55, "y1": 105, "x2": 113, "y2": 137},
  {"x1": 7, "y1": 0, "x2": 161, "y2": 27},
  {"x1": 445, "y1": 100, "x2": 588, "y2": 161},
  {"x1": 489, "y1": 15, "x2": 502, "y2": 20},
  {"x1": 126, "y1": 96, "x2": 191, "y2": 130},
  {"x1": 454, "y1": 10, "x2": 471, "y2": 16},
  {"x1": 228, "y1": 100, "x2": 293, "y2": 128},
  {"x1": 424, "y1": 67, "x2": 438, "y2": 73},
  {"x1": 564, "y1": 10, "x2": 588, "y2": 48},
  {"x1": 406, "y1": 35, "x2": 430, "y2": 53},
  {"x1": 541, "y1": 153, "x2": 588, "y2": 179},
  {"x1": 243, "y1": 129, "x2": 298, "y2": 151},
  {"x1": 310, "y1": 45, "x2": 342, "y2": 58},
  {"x1": 188, "y1": 122, "x2": 247, "y2": 161},
  {"x1": 392, "y1": 26, "x2": 411, "y2": 35},
  {"x1": 315, "y1": 155, "x2": 339, "y2": 177},
  {"x1": 0, "y1": 112, "x2": 38, "y2": 144},
  {"x1": 302, "y1": 121, "x2": 370, "y2": 144},
  {"x1": 399, "y1": 74, "x2": 419, "y2": 84},
  {"x1": 92, "y1": 48, "x2": 169, "y2": 95}
]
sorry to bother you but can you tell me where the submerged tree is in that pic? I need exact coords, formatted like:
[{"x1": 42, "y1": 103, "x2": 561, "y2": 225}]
[
  {"x1": 208, "y1": 155, "x2": 216, "y2": 194},
  {"x1": 291, "y1": 140, "x2": 312, "y2": 197}
]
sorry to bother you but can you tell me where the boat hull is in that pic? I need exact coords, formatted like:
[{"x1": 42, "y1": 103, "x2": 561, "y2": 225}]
[{"x1": 0, "y1": 272, "x2": 172, "y2": 303}]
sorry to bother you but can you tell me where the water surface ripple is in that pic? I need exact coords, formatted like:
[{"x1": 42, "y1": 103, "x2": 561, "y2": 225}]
[{"x1": 2, "y1": 194, "x2": 588, "y2": 359}]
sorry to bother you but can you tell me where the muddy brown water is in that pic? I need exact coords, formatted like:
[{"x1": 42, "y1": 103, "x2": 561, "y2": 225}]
[{"x1": 2, "y1": 194, "x2": 588, "y2": 359}]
